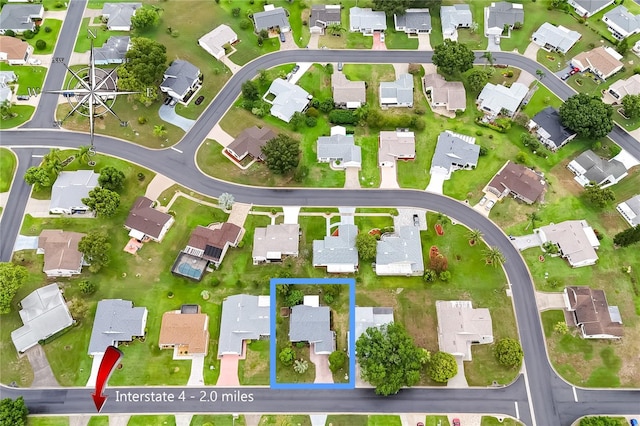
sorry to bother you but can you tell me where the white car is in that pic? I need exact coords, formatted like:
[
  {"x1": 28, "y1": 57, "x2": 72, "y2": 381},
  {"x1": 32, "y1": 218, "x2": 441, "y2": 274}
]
[
  {"x1": 380, "y1": 33, "x2": 385, "y2": 43},
  {"x1": 29, "y1": 58, "x2": 42, "y2": 65},
  {"x1": 485, "y1": 200, "x2": 495, "y2": 211},
  {"x1": 478, "y1": 197, "x2": 487, "y2": 206}
]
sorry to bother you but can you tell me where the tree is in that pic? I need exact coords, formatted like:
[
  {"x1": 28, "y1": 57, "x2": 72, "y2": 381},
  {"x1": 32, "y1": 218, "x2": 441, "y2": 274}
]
[
  {"x1": 559, "y1": 94, "x2": 613, "y2": 139},
  {"x1": 293, "y1": 359, "x2": 309, "y2": 374},
  {"x1": 23, "y1": 166, "x2": 51, "y2": 190},
  {"x1": 427, "y1": 351, "x2": 458, "y2": 383},
  {"x1": 218, "y1": 193, "x2": 235, "y2": 210},
  {"x1": 622, "y1": 94, "x2": 640, "y2": 118},
  {"x1": 119, "y1": 38, "x2": 167, "y2": 103},
  {"x1": 78, "y1": 231, "x2": 111, "y2": 273},
  {"x1": 484, "y1": 246, "x2": 505, "y2": 267},
  {"x1": 241, "y1": 80, "x2": 259, "y2": 101},
  {"x1": 289, "y1": 111, "x2": 305, "y2": 131},
  {"x1": 76, "y1": 145, "x2": 91, "y2": 164},
  {"x1": 356, "y1": 323, "x2": 423, "y2": 395},
  {"x1": 153, "y1": 125, "x2": 168, "y2": 138},
  {"x1": 78, "y1": 279, "x2": 97, "y2": 295},
  {"x1": 0, "y1": 396, "x2": 28, "y2": 426},
  {"x1": 372, "y1": 0, "x2": 412, "y2": 16},
  {"x1": 536, "y1": 69, "x2": 546, "y2": 80},
  {"x1": 261, "y1": 134, "x2": 300, "y2": 174},
  {"x1": 98, "y1": 166, "x2": 126, "y2": 192},
  {"x1": 580, "y1": 416, "x2": 628, "y2": 426},
  {"x1": 356, "y1": 232, "x2": 377, "y2": 261},
  {"x1": 584, "y1": 182, "x2": 615, "y2": 208},
  {"x1": 526, "y1": 211, "x2": 540, "y2": 230},
  {"x1": 432, "y1": 40, "x2": 475, "y2": 75},
  {"x1": 329, "y1": 350, "x2": 347, "y2": 373},
  {"x1": 279, "y1": 347, "x2": 295, "y2": 366},
  {"x1": 276, "y1": 283, "x2": 291, "y2": 297},
  {"x1": 554, "y1": 321, "x2": 569, "y2": 335},
  {"x1": 494, "y1": 337, "x2": 523, "y2": 368},
  {"x1": 483, "y1": 51, "x2": 494, "y2": 66},
  {"x1": 616, "y1": 38, "x2": 629, "y2": 55},
  {"x1": 42, "y1": 148, "x2": 63, "y2": 178},
  {"x1": 35, "y1": 39, "x2": 46, "y2": 50},
  {"x1": 82, "y1": 187, "x2": 120, "y2": 217},
  {"x1": 613, "y1": 225, "x2": 640, "y2": 247},
  {"x1": 466, "y1": 69, "x2": 488, "y2": 93},
  {"x1": 468, "y1": 229, "x2": 482, "y2": 245},
  {"x1": 326, "y1": 23, "x2": 345, "y2": 36},
  {"x1": 130, "y1": 6, "x2": 160, "y2": 31},
  {"x1": 0, "y1": 263, "x2": 28, "y2": 314},
  {"x1": 286, "y1": 289, "x2": 304, "y2": 307},
  {"x1": 423, "y1": 269, "x2": 436, "y2": 283},
  {"x1": 0, "y1": 100, "x2": 15, "y2": 120},
  {"x1": 67, "y1": 297, "x2": 89, "y2": 320}
]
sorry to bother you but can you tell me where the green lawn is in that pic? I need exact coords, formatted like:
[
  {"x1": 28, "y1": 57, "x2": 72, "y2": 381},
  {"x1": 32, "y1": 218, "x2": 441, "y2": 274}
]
[
  {"x1": 128, "y1": 416, "x2": 175, "y2": 426},
  {"x1": 87, "y1": 417, "x2": 109, "y2": 426},
  {"x1": 384, "y1": 15, "x2": 418, "y2": 50},
  {"x1": 74, "y1": 18, "x2": 131, "y2": 53},
  {"x1": 521, "y1": 84, "x2": 563, "y2": 116},
  {"x1": 0, "y1": 104, "x2": 35, "y2": 129},
  {"x1": 481, "y1": 417, "x2": 523, "y2": 426},
  {"x1": 238, "y1": 340, "x2": 270, "y2": 385},
  {"x1": 191, "y1": 415, "x2": 246, "y2": 426},
  {"x1": 260, "y1": 415, "x2": 311, "y2": 426},
  {"x1": 425, "y1": 416, "x2": 448, "y2": 426},
  {"x1": 27, "y1": 19, "x2": 62, "y2": 55},
  {"x1": 316, "y1": 3, "x2": 373, "y2": 50},
  {"x1": 0, "y1": 63, "x2": 47, "y2": 96},
  {"x1": 26, "y1": 418, "x2": 69, "y2": 426},
  {"x1": 0, "y1": 148, "x2": 17, "y2": 192},
  {"x1": 325, "y1": 416, "x2": 368, "y2": 426},
  {"x1": 368, "y1": 416, "x2": 401, "y2": 426}
]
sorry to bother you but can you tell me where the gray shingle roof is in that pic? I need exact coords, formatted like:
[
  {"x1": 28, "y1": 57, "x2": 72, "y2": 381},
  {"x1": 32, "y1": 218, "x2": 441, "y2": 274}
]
[
  {"x1": 317, "y1": 131, "x2": 361, "y2": 166},
  {"x1": 376, "y1": 226, "x2": 424, "y2": 275},
  {"x1": 93, "y1": 36, "x2": 130, "y2": 64},
  {"x1": 431, "y1": 131, "x2": 480, "y2": 174},
  {"x1": 50, "y1": 170, "x2": 99, "y2": 212},
  {"x1": 487, "y1": 2, "x2": 524, "y2": 30},
  {"x1": 617, "y1": 195, "x2": 640, "y2": 226},
  {"x1": 349, "y1": 7, "x2": 387, "y2": 31},
  {"x1": 572, "y1": 150, "x2": 627, "y2": 184},
  {"x1": 531, "y1": 107, "x2": 576, "y2": 149},
  {"x1": 571, "y1": 0, "x2": 614, "y2": 15},
  {"x1": 289, "y1": 305, "x2": 335, "y2": 354},
  {"x1": 253, "y1": 7, "x2": 290, "y2": 31},
  {"x1": 604, "y1": 5, "x2": 640, "y2": 35},
  {"x1": 161, "y1": 60, "x2": 201, "y2": 99},
  {"x1": 380, "y1": 74, "x2": 414, "y2": 106},
  {"x1": 0, "y1": 4, "x2": 42, "y2": 32},
  {"x1": 313, "y1": 224, "x2": 358, "y2": 269},
  {"x1": 354, "y1": 307, "x2": 393, "y2": 345},
  {"x1": 394, "y1": 8, "x2": 432, "y2": 33},
  {"x1": 266, "y1": 78, "x2": 310, "y2": 122},
  {"x1": 101, "y1": 3, "x2": 141, "y2": 29},
  {"x1": 441, "y1": 5, "x2": 472, "y2": 34},
  {"x1": 88, "y1": 299, "x2": 147, "y2": 355},
  {"x1": 218, "y1": 294, "x2": 270, "y2": 356},
  {"x1": 310, "y1": 5, "x2": 341, "y2": 29},
  {"x1": 531, "y1": 23, "x2": 581, "y2": 53}
]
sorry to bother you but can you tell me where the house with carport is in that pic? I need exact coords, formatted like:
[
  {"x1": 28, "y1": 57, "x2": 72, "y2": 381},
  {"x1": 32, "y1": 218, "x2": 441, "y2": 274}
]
[
  {"x1": 567, "y1": 149, "x2": 627, "y2": 188},
  {"x1": 394, "y1": 9, "x2": 431, "y2": 35},
  {"x1": 563, "y1": 286, "x2": 623, "y2": 339},
  {"x1": 317, "y1": 126, "x2": 361, "y2": 169},
  {"x1": 159, "y1": 305, "x2": 209, "y2": 357},
  {"x1": 331, "y1": 71, "x2": 366, "y2": 109},
  {"x1": 49, "y1": 170, "x2": 99, "y2": 215},
  {"x1": 101, "y1": 3, "x2": 141, "y2": 31},
  {"x1": 603, "y1": 5, "x2": 640, "y2": 40},
  {"x1": 531, "y1": 23, "x2": 581, "y2": 54},
  {"x1": 349, "y1": 7, "x2": 386, "y2": 35},
  {"x1": 436, "y1": 300, "x2": 493, "y2": 361},
  {"x1": 198, "y1": 25, "x2": 237, "y2": 60},
  {"x1": 88, "y1": 299, "x2": 148, "y2": 357},
  {"x1": 252, "y1": 223, "x2": 300, "y2": 264},
  {"x1": 253, "y1": 5, "x2": 290, "y2": 33},
  {"x1": 607, "y1": 74, "x2": 640, "y2": 101},
  {"x1": 477, "y1": 82, "x2": 528, "y2": 117},
  {"x1": 535, "y1": 220, "x2": 600, "y2": 268},
  {"x1": 430, "y1": 131, "x2": 479, "y2": 181},
  {"x1": 218, "y1": 294, "x2": 270, "y2": 357}
]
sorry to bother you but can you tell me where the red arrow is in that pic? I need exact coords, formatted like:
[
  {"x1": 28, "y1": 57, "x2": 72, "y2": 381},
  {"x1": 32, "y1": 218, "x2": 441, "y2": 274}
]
[{"x1": 92, "y1": 345, "x2": 123, "y2": 412}]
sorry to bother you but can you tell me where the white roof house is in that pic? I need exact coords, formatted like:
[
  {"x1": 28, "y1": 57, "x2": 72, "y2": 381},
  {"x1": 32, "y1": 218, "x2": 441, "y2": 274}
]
[
  {"x1": 88, "y1": 299, "x2": 148, "y2": 356},
  {"x1": 101, "y1": 3, "x2": 141, "y2": 31},
  {"x1": 375, "y1": 226, "x2": 424, "y2": 276},
  {"x1": 49, "y1": 170, "x2": 99, "y2": 215},
  {"x1": 264, "y1": 78, "x2": 310, "y2": 123},
  {"x1": 218, "y1": 294, "x2": 270, "y2": 356},
  {"x1": 349, "y1": 7, "x2": 386, "y2": 35},
  {"x1": 313, "y1": 224, "x2": 358, "y2": 273},
  {"x1": 317, "y1": 126, "x2": 362, "y2": 169},
  {"x1": 331, "y1": 71, "x2": 366, "y2": 108},
  {"x1": 608, "y1": 74, "x2": 640, "y2": 100},
  {"x1": 436, "y1": 300, "x2": 493, "y2": 361},
  {"x1": 380, "y1": 74, "x2": 414, "y2": 108},
  {"x1": 252, "y1": 223, "x2": 300, "y2": 264},
  {"x1": 568, "y1": 0, "x2": 614, "y2": 17},
  {"x1": 430, "y1": 131, "x2": 479, "y2": 180},
  {"x1": 531, "y1": 23, "x2": 581, "y2": 54},
  {"x1": 198, "y1": 25, "x2": 238, "y2": 60},
  {"x1": 349, "y1": 307, "x2": 394, "y2": 353},
  {"x1": 617, "y1": 195, "x2": 640, "y2": 227},
  {"x1": 477, "y1": 82, "x2": 528, "y2": 117},
  {"x1": 441, "y1": 5, "x2": 472, "y2": 40},
  {"x1": 536, "y1": 220, "x2": 601, "y2": 268},
  {"x1": 603, "y1": 5, "x2": 640, "y2": 40}
]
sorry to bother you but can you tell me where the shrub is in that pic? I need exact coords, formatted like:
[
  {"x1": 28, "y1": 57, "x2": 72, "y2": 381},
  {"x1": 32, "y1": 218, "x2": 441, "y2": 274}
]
[
  {"x1": 325, "y1": 63, "x2": 333, "y2": 74},
  {"x1": 479, "y1": 146, "x2": 488, "y2": 156},
  {"x1": 137, "y1": 116, "x2": 147, "y2": 125},
  {"x1": 319, "y1": 98, "x2": 335, "y2": 113},
  {"x1": 35, "y1": 39, "x2": 46, "y2": 50},
  {"x1": 423, "y1": 269, "x2": 436, "y2": 283},
  {"x1": 23, "y1": 30, "x2": 35, "y2": 39},
  {"x1": 494, "y1": 337, "x2": 523, "y2": 368},
  {"x1": 475, "y1": 130, "x2": 483, "y2": 136},
  {"x1": 286, "y1": 289, "x2": 304, "y2": 307},
  {"x1": 329, "y1": 109, "x2": 358, "y2": 125},
  {"x1": 305, "y1": 107, "x2": 319, "y2": 117},
  {"x1": 279, "y1": 348, "x2": 295, "y2": 366},
  {"x1": 240, "y1": 20, "x2": 250, "y2": 30},
  {"x1": 439, "y1": 271, "x2": 451, "y2": 282},
  {"x1": 44, "y1": 26, "x2": 52, "y2": 33},
  {"x1": 329, "y1": 351, "x2": 347, "y2": 373},
  {"x1": 305, "y1": 115, "x2": 317, "y2": 126},
  {"x1": 78, "y1": 280, "x2": 96, "y2": 295},
  {"x1": 4, "y1": 30, "x2": 15, "y2": 37},
  {"x1": 137, "y1": 172, "x2": 145, "y2": 181},
  {"x1": 54, "y1": 1, "x2": 64, "y2": 8}
]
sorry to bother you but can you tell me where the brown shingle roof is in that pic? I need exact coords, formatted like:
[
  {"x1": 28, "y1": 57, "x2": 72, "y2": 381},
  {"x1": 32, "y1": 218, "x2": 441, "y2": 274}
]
[
  {"x1": 158, "y1": 309, "x2": 209, "y2": 355},
  {"x1": 573, "y1": 46, "x2": 623, "y2": 78},
  {"x1": 124, "y1": 196, "x2": 173, "y2": 240},
  {"x1": 186, "y1": 223, "x2": 242, "y2": 263},
  {"x1": 226, "y1": 126, "x2": 277, "y2": 161},
  {"x1": 423, "y1": 73, "x2": 466, "y2": 111},
  {"x1": 566, "y1": 286, "x2": 623, "y2": 338},
  {"x1": 0, "y1": 36, "x2": 29, "y2": 61},
  {"x1": 38, "y1": 230, "x2": 85, "y2": 274},
  {"x1": 331, "y1": 71, "x2": 366, "y2": 105},
  {"x1": 487, "y1": 161, "x2": 546, "y2": 204}
]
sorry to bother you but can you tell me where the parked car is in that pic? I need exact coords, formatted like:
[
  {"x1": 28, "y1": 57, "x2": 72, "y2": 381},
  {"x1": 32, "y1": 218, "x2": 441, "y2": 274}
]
[
  {"x1": 452, "y1": 419, "x2": 461, "y2": 426},
  {"x1": 569, "y1": 67, "x2": 580, "y2": 75},
  {"x1": 485, "y1": 200, "x2": 495, "y2": 211},
  {"x1": 163, "y1": 97, "x2": 172, "y2": 105},
  {"x1": 279, "y1": 32, "x2": 286, "y2": 42},
  {"x1": 28, "y1": 58, "x2": 41, "y2": 65},
  {"x1": 16, "y1": 95, "x2": 30, "y2": 100},
  {"x1": 292, "y1": 65, "x2": 300, "y2": 74},
  {"x1": 337, "y1": 62, "x2": 343, "y2": 71},
  {"x1": 380, "y1": 33, "x2": 385, "y2": 43},
  {"x1": 478, "y1": 196, "x2": 487, "y2": 206},
  {"x1": 561, "y1": 73, "x2": 570, "y2": 81},
  {"x1": 195, "y1": 95, "x2": 204, "y2": 106}
]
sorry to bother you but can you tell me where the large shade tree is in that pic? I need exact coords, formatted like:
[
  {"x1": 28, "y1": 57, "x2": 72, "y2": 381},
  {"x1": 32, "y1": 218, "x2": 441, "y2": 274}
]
[
  {"x1": 432, "y1": 39, "x2": 475, "y2": 75},
  {"x1": 0, "y1": 396, "x2": 28, "y2": 426},
  {"x1": 118, "y1": 38, "x2": 167, "y2": 103},
  {"x1": 261, "y1": 134, "x2": 300, "y2": 174},
  {"x1": 82, "y1": 187, "x2": 120, "y2": 217},
  {"x1": 559, "y1": 94, "x2": 613, "y2": 139},
  {"x1": 0, "y1": 263, "x2": 28, "y2": 314},
  {"x1": 78, "y1": 231, "x2": 112, "y2": 273}
]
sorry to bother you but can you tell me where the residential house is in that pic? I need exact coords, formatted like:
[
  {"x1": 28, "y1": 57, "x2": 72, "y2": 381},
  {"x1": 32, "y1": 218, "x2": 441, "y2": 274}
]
[
  {"x1": 309, "y1": 4, "x2": 341, "y2": 35},
  {"x1": 349, "y1": 7, "x2": 386, "y2": 35},
  {"x1": 11, "y1": 284, "x2": 74, "y2": 353},
  {"x1": 563, "y1": 286, "x2": 623, "y2": 339},
  {"x1": 93, "y1": 36, "x2": 130, "y2": 65},
  {"x1": 485, "y1": 2, "x2": 524, "y2": 37},
  {"x1": 477, "y1": 82, "x2": 528, "y2": 117},
  {"x1": 0, "y1": 81, "x2": 10, "y2": 103},
  {"x1": 603, "y1": 5, "x2": 640, "y2": 40},
  {"x1": 423, "y1": 73, "x2": 466, "y2": 112},
  {"x1": 88, "y1": 299, "x2": 148, "y2": 356},
  {"x1": 378, "y1": 129, "x2": 416, "y2": 167},
  {"x1": 528, "y1": 107, "x2": 577, "y2": 151},
  {"x1": 160, "y1": 60, "x2": 202, "y2": 104},
  {"x1": 252, "y1": 223, "x2": 300, "y2": 264},
  {"x1": 49, "y1": 170, "x2": 99, "y2": 215},
  {"x1": 567, "y1": 149, "x2": 627, "y2": 188},
  {"x1": 607, "y1": 74, "x2": 640, "y2": 101},
  {"x1": 37, "y1": 230, "x2": 86, "y2": 278},
  {"x1": 198, "y1": 24, "x2": 238, "y2": 60},
  {"x1": 101, "y1": 3, "x2": 141, "y2": 31},
  {"x1": 0, "y1": 35, "x2": 32, "y2": 65},
  {"x1": 536, "y1": 220, "x2": 600, "y2": 268},
  {"x1": 436, "y1": 300, "x2": 493, "y2": 361},
  {"x1": 441, "y1": 5, "x2": 472, "y2": 40},
  {"x1": 264, "y1": 78, "x2": 310, "y2": 123},
  {"x1": 159, "y1": 305, "x2": 210, "y2": 356},
  {"x1": 394, "y1": 8, "x2": 432, "y2": 35},
  {"x1": 379, "y1": 74, "x2": 414, "y2": 108},
  {"x1": 331, "y1": 71, "x2": 366, "y2": 109},
  {"x1": 375, "y1": 226, "x2": 424, "y2": 276},
  {"x1": 253, "y1": 5, "x2": 291, "y2": 33},
  {"x1": 218, "y1": 294, "x2": 270, "y2": 357},
  {"x1": 531, "y1": 23, "x2": 581, "y2": 54},
  {"x1": 568, "y1": 0, "x2": 614, "y2": 17},
  {"x1": 430, "y1": 131, "x2": 480, "y2": 180},
  {"x1": 289, "y1": 296, "x2": 335, "y2": 355},
  {"x1": 313, "y1": 224, "x2": 358, "y2": 273},
  {"x1": 486, "y1": 161, "x2": 547, "y2": 205},
  {"x1": 571, "y1": 46, "x2": 623, "y2": 81},
  {"x1": 226, "y1": 126, "x2": 277, "y2": 162},
  {"x1": 317, "y1": 125, "x2": 362, "y2": 169},
  {"x1": 616, "y1": 194, "x2": 640, "y2": 226},
  {"x1": 0, "y1": 4, "x2": 43, "y2": 34},
  {"x1": 353, "y1": 307, "x2": 394, "y2": 346},
  {"x1": 0, "y1": 70, "x2": 16, "y2": 84},
  {"x1": 124, "y1": 196, "x2": 175, "y2": 242}
]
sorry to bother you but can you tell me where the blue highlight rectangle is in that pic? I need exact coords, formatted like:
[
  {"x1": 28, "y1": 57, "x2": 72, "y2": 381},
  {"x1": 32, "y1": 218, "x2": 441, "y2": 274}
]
[{"x1": 270, "y1": 278, "x2": 356, "y2": 390}]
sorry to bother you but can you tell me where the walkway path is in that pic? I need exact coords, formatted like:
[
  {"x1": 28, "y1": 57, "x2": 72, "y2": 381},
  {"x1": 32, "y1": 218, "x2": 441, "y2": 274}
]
[
  {"x1": 187, "y1": 354, "x2": 205, "y2": 386},
  {"x1": 25, "y1": 345, "x2": 59, "y2": 387},
  {"x1": 108, "y1": 415, "x2": 130, "y2": 426},
  {"x1": 144, "y1": 173, "x2": 176, "y2": 203},
  {"x1": 220, "y1": 55, "x2": 242, "y2": 74},
  {"x1": 69, "y1": 415, "x2": 90, "y2": 426},
  {"x1": 310, "y1": 414, "x2": 328, "y2": 426},
  {"x1": 245, "y1": 414, "x2": 261, "y2": 426},
  {"x1": 400, "y1": 414, "x2": 426, "y2": 426}
]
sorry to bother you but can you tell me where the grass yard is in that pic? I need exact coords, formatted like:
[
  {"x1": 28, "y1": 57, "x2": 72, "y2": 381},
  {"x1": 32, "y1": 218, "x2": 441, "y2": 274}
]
[
  {"x1": 0, "y1": 63, "x2": 48, "y2": 96},
  {"x1": 26, "y1": 418, "x2": 69, "y2": 426},
  {"x1": 384, "y1": 15, "x2": 418, "y2": 50},
  {"x1": 0, "y1": 105, "x2": 35, "y2": 129},
  {"x1": 367, "y1": 416, "x2": 402, "y2": 426},
  {"x1": 27, "y1": 19, "x2": 62, "y2": 55},
  {"x1": 481, "y1": 417, "x2": 523, "y2": 426},
  {"x1": 521, "y1": 84, "x2": 563, "y2": 116},
  {"x1": 190, "y1": 415, "x2": 246, "y2": 426},
  {"x1": 325, "y1": 416, "x2": 368, "y2": 426},
  {"x1": 424, "y1": 416, "x2": 448, "y2": 426},
  {"x1": 238, "y1": 340, "x2": 270, "y2": 385},
  {"x1": 316, "y1": 3, "x2": 374, "y2": 50},
  {"x1": 0, "y1": 148, "x2": 17, "y2": 192},
  {"x1": 128, "y1": 416, "x2": 176, "y2": 426},
  {"x1": 259, "y1": 416, "x2": 311, "y2": 426},
  {"x1": 87, "y1": 417, "x2": 109, "y2": 426},
  {"x1": 74, "y1": 18, "x2": 129, "y2": 53}
]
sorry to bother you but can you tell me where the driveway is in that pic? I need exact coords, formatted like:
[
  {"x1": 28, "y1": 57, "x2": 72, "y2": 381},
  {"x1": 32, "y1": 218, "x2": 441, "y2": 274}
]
[
  {"x1": 613, "y1": 149, "x2": 640, "y2": 169},
  {"x1": 158, "y1": 104, "x2": 195, "y2": 132},
  {"x1": 535, "y1": 291, "x2": 566, "y2": 311},
  {"x1": 13, "y1": 235, "x2": 38, "y2": 252},
  {"x1": 25, "y1": 345, "x2": 59, "y2": 387},
  {"x1": 487, "y1": 35, "x2": 501, "y2": 51},
  {"x1": 446, "y1": 355, "x2": 469, "y2": 388},
  {"x1": 516, "y1": 70, "x2": 536, "y2": 88},
  {"x1": 425, "y1": 172, "x2": 446, "y2": 194},
  {"x1": 187, "y1": 354, "x2": 205, "y2": 386},
  {"x1": 523, "y1": 42, "x2": 540, "y2": 61},
  {"x1": 344, "y1": 167, "x2": 361, "y2": 188},
  {"x1": 144, "y1": 173, "x2": 176, "y2": 202},
  {"x1": 279, "y1": 31, "x2": 298, "y2": 51},
  {"x1": 372, "y1": 32, "x2": 386, "y2": 50},
  {"x1": 309, "y1": 349, "x2": 334, "y2": 384},
  {"x1": 417, "y1": 33, "x2": 431, "y2": 50},
  {"x1": 511, "y1": 233, "x2": 541, "y2": 251},
  {"x1": 288, "y1": 63, "x2": 313, "y2": 85},
  {"x1": 85, "y1": 354, "x2": 102, "y2": 387},
  {"x1": 216, "y1": 355, "x2": 240, "y2": 386},
  {"x1": 379, "y1": 166, "x2": 399, "y2": 188}
]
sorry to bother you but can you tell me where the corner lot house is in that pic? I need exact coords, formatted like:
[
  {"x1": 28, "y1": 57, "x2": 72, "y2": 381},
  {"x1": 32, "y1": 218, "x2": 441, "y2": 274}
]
[
  {"x1": 528, "y1": 107, "x2": 577, "y2": 151},
  {"x1": 252, "y1": 223, "x2": 300, "y2": 264},
  {"x1": 436, "y1": 300, "x2": 493, "y2": 361},
  {"x1": 125, "y1": 196, "x2": 174, "y2": 242},
  {"x1": 226, "y1": 126, "x2": 277, "y2": 162},
  {"x1": 11, "y1": 284, "x2": 74, "y2": 353},
  {"x1": 101, "y1": 3, "x2": 141, "y2": 31},
  {"x1": 0, "y1": 35, "x2": 32, "y2": 65},
  {"x1": 571, "y1": 46, "x2": 623, "y2": 81},
  {"x1": 88, "y1": 299, "x2": 147, "y2": 356},
  {"x1": 264, "y1": 78, "x2": 310, "y2": 123},
  {"x1": 485, "y1": 2, "x2": 524, "y2": 37},
  {"x1": 0, "y1": 4, "x2": 43, "y2": 34},
  {"x1": 603, "y1": 5, "x2": 640, "y2": 40},
  {"x1": 160, "y1": 60, "x2": 202, "y2": 104},
  {"x1": 564, "y1": 286, "x2": 623, "y2": 339},
  {"x1": 568, "y1": 0, "x2": 614, "y2": 18},
  {"x1": 198, "y1": 25, "x2": 238, "y2": 60},
  {"x1": 317, "y1": 126, "x2": 362, "y2": 169},
  {"x1": 430, "y1": 131, "x2": 479, "y2": 180},
  {"x1": 253, "y1": 5, "x2": 290, "y2": 33},
  {"x1": 38, "y1": 230, "x2": 86, "y2": 278},
  {"x1": 218, "y1": 294, "x2": 270, "y2": 357},
  {"x1": 49, "y1": 170, "x2": 99, "y2": 215},
  {"x1": 607, "y1": 74, "x2": 640, "y2": 101},
  {"x1": 159, "y1": 305, "x2": 210, "y2": 356},
  {"x1": 93, "y1": 36, "x2": 130, "y2": 65},
  {"x1": 486, "y1": 161, "x2": 546, "y2": 205},
  {"x1": 441, "y1": 5, "x2": 472, "y2": 40},
  {"x1": 477, "y1": 82, "x2": 528, "y2": 117},
  {"x1": 331, "y1": 71, "x2": 366, "y2": 109},
  {"x1": 531, "y1": 23, "x2": 581, "y2": 54},
  {"x1": 567, "y1": 149, "x2": 627, "y2": 188},
  {"x1": 536, "y1": 220, "x2": 600, "y2": 268},
  {"x1": 289, "y1": 296, "x2": 335, "y2": 355},
  {"x1": 378, "y1": 129, "x2": 416, "y2": 167},
  {"x1": 309, "y1": 4, "x2": 341, "y2": 35},
  {"x1": 375, "y1": 226, "x2": 424, "y2": 276},
  {"x1": 313, "y1": 224, "x2": 358, "y2": 273},
  {"x1": 616, "y1": 194, "x2": 640, "y2": 226},
  {"x1": 394, "y1": 9, "x2": 432, "y2": 35},
  {"x1": 380, "y1": 74, "x2": 414, "y2": 108},
  {"x1": 349, "y1": 7, "x2": 386, "y2": 35},
  {"x1": 423, "y1": 73, "x2": 466, "y2": 112}
]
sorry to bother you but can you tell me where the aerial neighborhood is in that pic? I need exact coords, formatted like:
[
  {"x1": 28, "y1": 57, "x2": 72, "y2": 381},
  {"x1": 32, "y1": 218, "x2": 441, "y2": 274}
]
[{"x1": 1, "y1": 0, "x2": 639, "y2": 425}]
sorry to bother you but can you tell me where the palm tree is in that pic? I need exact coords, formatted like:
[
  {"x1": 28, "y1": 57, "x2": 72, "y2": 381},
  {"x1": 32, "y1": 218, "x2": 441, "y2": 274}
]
[
  {"x1": 484, "y1": 246, "x2": 506, "y2": 267},
  {"x1": 76, "y1": 145, "x2": 91, "y2": 164},
  {"x1": 43, "y1": 148, "x2": 63, "y2": 177},
  {"x1": 468, "y1": 229, "x2": 483, "y2": 245},
  {"x1": 153, "y1": 125, "x2": 167, "y2": 138},
  {"x1": 483, "y1": 51, "x2": 494, "y2": 67},
  {"x1": 536, "y1": 69, "x2": 546, "y2": 80},
  {"x1": 326, "y1": 23, "x2": 345, "y2": 37},
  {"x1": 526, "y1": 211, "x2": 540, "y2": 230}
]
